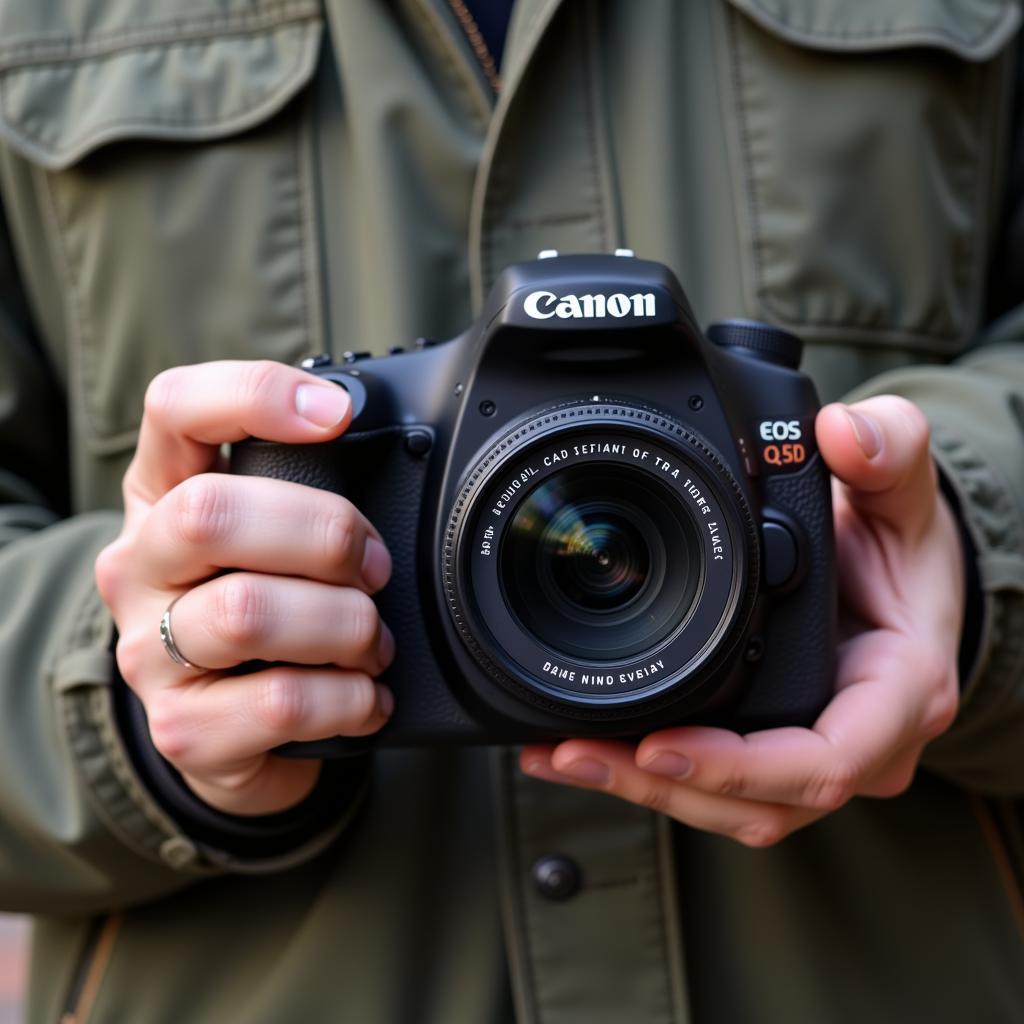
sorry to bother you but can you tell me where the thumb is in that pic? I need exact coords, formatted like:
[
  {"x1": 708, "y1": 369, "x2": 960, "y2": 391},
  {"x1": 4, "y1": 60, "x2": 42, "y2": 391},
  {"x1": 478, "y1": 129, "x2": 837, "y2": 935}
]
[{"x1": 816, "y1": 396, "x2": 938, "y2": 536}]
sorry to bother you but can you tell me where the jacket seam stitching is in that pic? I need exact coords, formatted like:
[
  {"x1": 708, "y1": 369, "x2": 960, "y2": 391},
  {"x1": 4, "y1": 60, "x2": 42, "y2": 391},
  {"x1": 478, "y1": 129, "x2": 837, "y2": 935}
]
[
  {"x1": 0, "y1": 25, "x2": 312, "y2": 152},
  {"x1": 725, "y1": 6, "x2": 994, "y2": 344},
  {"x1": 650, "y1": 815, "x2": 683, "y2": 1023},
  {"x1": 742, "y1": 0, "x2": 1008, "y2": 48},
  {"x1": 34, "y1": 162, "x2": 104, "y2": 444},
  {"x1": 500, "y1": 754, "x2": 541, "y2": 1023},
  {"x1": 291, "y1": 77, "x2": 318, "y2": 363},
  {"x1": 577, "y1": 3, "x2": 608, "y2": 254},
  {"x1": 0, "y1": 2, "x2": 322, "y2": 71}
]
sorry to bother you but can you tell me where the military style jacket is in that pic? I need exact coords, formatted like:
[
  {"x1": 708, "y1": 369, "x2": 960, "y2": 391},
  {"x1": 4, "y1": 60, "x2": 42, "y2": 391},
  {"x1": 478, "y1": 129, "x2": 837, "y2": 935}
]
[{"x1": 1, "y1": 1, "x2": 1023, "y2": 1021}]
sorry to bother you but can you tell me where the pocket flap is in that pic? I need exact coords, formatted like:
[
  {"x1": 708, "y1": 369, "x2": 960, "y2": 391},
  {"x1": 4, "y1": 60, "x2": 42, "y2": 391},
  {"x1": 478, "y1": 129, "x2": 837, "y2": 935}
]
[
  {"x1": 0, "y1": 1, "x2": 323, "y2": 170},
  {"x1": 725, "y1": 0, "x2": 1021, "y2": 59}
]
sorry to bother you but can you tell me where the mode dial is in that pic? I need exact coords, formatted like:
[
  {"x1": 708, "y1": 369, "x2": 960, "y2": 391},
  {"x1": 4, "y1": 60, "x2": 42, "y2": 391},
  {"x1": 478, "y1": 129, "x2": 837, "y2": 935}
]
[{"x1": 706, "y1": 319, "x2": 802, "y2": 370}]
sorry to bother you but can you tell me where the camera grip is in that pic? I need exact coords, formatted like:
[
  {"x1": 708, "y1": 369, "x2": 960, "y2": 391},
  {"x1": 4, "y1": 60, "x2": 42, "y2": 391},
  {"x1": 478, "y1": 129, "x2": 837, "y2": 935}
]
[
  {"x1": 230, "y1": 437, "x2": 349, "y2": 493},
  {"x1": 735, "y1": 457, "x2": 837, "y2": 728},
  {"x1": 230, "y1": 431, "x2": 482, "y2": 755}
]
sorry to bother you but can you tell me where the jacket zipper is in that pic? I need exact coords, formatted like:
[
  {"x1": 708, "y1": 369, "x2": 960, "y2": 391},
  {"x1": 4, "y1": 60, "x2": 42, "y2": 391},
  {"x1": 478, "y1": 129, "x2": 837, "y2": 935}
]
[
  {"x1": 59, "y1": 914, "x2": 121, "y2": 1024},
  {"x1": 444, "y1": 0, "x2": 503, "y2": 92},
  {"x1": 972, "y1": 797, "x2": 1024, "y2": 939}
]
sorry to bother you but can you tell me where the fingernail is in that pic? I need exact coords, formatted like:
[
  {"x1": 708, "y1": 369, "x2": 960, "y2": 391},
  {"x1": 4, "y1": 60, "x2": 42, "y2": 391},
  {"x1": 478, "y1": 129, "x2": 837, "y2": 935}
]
[
  {"x1": 641, "y1": 751, "x2": 693, "y2": 778},
  {"x1": 375, "y1": 684, "x2": 394, "y2": 717},
  {"x1": 521, "y1": 758, "x2": 568, "y2": 785},
  {"x1": 844, "y1": 408, "x2": 883, "y2": 459},
  {"x1": 296, "y1": 383, "x2": 350, "y2": 429},
  {"x1": 560, "y1": 757, "x2": 611, "y2": 786},
  {"x1": 377, "y1": 622, "x2": 395, "y2": 670},
  {"x1": 361, "y1": 537, "x2": 392, "y2": 592}
]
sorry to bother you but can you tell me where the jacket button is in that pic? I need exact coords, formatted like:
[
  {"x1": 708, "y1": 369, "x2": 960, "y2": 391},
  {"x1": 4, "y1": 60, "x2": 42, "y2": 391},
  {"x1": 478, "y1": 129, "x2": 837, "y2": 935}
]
[
  {"x1": 159, "y1": 836, "x2": 199, "y2": 870},
  {"x1": 532, "y1": 854, "x2": 582, "y2": 901}
]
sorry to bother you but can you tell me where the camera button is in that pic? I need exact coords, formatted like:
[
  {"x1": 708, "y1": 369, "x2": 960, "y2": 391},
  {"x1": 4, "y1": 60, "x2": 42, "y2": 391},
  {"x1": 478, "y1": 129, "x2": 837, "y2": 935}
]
[
  {"x1": 762, "y1": 521, "x2": 798, "y2": 588},
  {"x1": 404, "y1": 429, "x2": 433, "y2": 456},
  {"x1": 532, "y1": 854, "x2": 582, "y2": 901}
]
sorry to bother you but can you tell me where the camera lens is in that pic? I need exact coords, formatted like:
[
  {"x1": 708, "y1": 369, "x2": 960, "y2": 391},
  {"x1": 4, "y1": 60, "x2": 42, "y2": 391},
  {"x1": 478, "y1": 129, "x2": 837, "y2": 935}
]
[
  {"x1": 445, "y1": 405, "x2": 758, "y2": 718},
  {"x1": 501, "y1": 464, "x2": 701, "y2": 660}
]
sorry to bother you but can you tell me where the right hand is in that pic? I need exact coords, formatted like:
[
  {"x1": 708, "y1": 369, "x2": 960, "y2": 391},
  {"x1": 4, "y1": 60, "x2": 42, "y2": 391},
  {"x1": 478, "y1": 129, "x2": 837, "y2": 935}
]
[{"x1": 95, "y1": 361, "x2": 394, "y2": 816}]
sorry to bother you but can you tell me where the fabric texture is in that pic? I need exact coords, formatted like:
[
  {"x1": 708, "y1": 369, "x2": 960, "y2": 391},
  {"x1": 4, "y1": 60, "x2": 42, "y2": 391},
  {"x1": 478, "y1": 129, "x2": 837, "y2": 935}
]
[{"x1": 0, "y1": 0, "x2": 1022, "y2": 1021}]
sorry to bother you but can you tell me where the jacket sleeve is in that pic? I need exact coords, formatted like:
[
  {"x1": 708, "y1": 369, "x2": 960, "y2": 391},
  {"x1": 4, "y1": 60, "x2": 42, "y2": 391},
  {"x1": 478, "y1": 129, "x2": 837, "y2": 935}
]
[
  {"x1": 847, "y1": 326, "x2": 1024, "y2": 796},
  {"x1": 0, "y1": 199, "x2": 361, "y2": 916}
]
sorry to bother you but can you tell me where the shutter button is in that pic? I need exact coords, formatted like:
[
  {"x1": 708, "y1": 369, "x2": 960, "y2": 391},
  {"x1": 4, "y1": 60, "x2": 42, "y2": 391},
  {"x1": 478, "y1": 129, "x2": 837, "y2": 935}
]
[{"x1": 532, "y1": 854, "x2": 582, "y2": 901}]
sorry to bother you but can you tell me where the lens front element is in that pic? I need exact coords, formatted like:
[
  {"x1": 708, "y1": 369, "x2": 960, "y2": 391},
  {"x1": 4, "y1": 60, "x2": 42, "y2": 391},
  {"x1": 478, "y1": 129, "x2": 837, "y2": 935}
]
[
  {"x1": 444, "y1": 403, "x2": 758, "y2": 717},
  {"x1": 503, "y1": 466, "x2": 701, "y2": 660}
]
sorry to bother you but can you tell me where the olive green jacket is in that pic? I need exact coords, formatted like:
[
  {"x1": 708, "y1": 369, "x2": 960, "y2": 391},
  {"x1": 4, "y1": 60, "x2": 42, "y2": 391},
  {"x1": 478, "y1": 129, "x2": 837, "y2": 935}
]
[{"x1": 1, "y1": 1, "x2": 1024, "y2": 1021}]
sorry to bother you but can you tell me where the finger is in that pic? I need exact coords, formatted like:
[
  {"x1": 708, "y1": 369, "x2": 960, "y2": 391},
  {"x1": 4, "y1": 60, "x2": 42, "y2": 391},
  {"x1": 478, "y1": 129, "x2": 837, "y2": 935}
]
[
  {"x1": 520, "y1": 743, "x2": 819, "y2": 847},
  {"x1": 168, "y1": 573, "x2": 394, "y2": 676},
  {"x1": 816, "y1": 397, "x2": 937, "y2": 536},
  {"x1": 137, "y1": 474, "x2": 390, "y2": 592},
  {"x1": 125, "y1": 361, "x2": 352, "y2": 513},
  {"x1": 630, "y1": 630, "x2": 956, "y2": 808},
  {"x1": 146, "y1": 666, "x2": 393, "y2": 776}
]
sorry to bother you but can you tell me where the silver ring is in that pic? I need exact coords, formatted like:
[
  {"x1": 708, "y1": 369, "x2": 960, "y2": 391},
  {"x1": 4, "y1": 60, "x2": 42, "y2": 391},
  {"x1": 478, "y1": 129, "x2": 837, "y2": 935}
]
[{"x1": 159, "y1": 595, "x2": 203, "y2": 670}]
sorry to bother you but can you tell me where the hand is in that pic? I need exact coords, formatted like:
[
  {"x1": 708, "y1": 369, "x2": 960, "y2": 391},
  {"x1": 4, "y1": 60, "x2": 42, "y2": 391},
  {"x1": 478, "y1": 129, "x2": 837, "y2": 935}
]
[
  {"x1": 95, "y1": 361, "x2": 394, "y2": 816},
  {"x1": 521, "y1": 396, "x2": 963, "y2": 846}
]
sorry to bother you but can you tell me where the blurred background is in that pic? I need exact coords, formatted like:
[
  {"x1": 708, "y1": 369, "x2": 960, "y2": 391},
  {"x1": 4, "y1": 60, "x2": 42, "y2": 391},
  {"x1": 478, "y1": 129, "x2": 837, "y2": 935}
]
[{"x1": 0, "y1": 916, "x2": 27, "y2": 1024}]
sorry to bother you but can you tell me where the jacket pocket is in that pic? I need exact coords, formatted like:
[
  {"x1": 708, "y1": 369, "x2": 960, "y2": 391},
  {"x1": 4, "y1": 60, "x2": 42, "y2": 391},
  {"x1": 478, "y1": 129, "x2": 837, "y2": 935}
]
[
  {"x1": 0, "y1": 1, "x2": 325, "y2": 454},
  {"x1": 718, "y1": 0, "x2": 1021, "y2": 354}
]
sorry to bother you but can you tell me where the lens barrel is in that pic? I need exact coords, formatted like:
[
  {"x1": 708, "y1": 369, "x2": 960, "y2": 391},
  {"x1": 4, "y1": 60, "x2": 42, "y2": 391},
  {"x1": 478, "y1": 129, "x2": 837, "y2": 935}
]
[{"x1": 443, "y1": 401, "x2": 758, "y2": 719}]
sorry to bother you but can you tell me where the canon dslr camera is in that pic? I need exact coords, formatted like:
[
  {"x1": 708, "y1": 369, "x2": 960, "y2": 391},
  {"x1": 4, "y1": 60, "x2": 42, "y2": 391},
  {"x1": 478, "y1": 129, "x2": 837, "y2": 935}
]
[{"x1": 233, "y1": 253, "x2": 836, "y2": 754}]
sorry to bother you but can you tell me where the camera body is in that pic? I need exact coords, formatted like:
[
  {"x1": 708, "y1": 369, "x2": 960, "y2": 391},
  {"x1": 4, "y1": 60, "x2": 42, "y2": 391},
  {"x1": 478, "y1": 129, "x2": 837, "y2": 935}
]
[{"x1": 232, "y1": 253, "x2": 836, "y2": 754}]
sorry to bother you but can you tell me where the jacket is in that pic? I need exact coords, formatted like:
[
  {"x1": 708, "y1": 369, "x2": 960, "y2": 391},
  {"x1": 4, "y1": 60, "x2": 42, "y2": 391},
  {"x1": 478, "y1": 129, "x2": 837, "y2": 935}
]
[{"x1": 0, "y1": 1, "x2": 1023, "y2": 1021}]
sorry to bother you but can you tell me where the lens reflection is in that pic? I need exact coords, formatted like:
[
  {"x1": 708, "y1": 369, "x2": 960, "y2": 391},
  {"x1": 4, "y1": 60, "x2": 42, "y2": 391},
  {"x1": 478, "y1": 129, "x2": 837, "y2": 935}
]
[{"x1": 501, "y1": 465, "x2": 702, "y2": 661}]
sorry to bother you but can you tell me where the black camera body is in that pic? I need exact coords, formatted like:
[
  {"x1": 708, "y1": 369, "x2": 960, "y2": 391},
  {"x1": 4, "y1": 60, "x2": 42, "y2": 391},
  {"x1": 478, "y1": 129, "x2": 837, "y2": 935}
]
[{"x1": 233, "y1": 253, "x2": 836, "y2": 754}]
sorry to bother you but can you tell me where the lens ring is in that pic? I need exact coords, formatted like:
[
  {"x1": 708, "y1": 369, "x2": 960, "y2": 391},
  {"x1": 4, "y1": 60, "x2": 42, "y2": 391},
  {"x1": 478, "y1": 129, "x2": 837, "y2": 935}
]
[{"x1": 442, "y1": 400, "x2": 759, "y2": 722}]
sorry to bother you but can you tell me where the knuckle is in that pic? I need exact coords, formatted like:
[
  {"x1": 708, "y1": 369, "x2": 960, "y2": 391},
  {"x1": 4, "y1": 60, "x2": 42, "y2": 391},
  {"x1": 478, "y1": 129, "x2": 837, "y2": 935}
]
[
  {"x1": 803, "y1": 765, "x2": 857, "y2": 812},
  {"x1": 114, "y1": 630, "x2": 148, "y2": 687},
  {"x1": 872, "y1": 767, "x2": 916, "y2": 799},
  {"x1": 344, "y1": 590, "x2": 380, "y2": 654},
  {"x1": 708, "y1": 770, "x2": 747, "y2": 799},
  {"x1": 734, "y1": 817, "x2": 786, "y2": 849},
  {"x1": 339, "y1": 674, "x2": 380, "y2": 734},
  {"x1": 175, "y1": 476, "x2": 233, "y2": 548},
  {"x1": 251, "y1": 671, "x2": 306, "y2": 734},
  {"x1": 321, "y1": 504, "x2": 359, "y2": 573},
  {"x1": 143, "y1": 368, "x2": 185, "y2": 423},
  {"x1": 239, "y1": 360, "x2": 284, "y2": 409},
  {"x1": 635, "y1": 781, "x2": 673, "y2": 815},
  {"x1": 922, "y1": 681, "x2": 958, "y2": 740},
  {"x1": 212, "y1": 576, "x2": 268, "y2": 646},
  {"x1": 94, "y1": 541, "x2": 127, "y2": 606},
  {"x1": 146, "y1": 694, "x2": 191, "y2": 763}
]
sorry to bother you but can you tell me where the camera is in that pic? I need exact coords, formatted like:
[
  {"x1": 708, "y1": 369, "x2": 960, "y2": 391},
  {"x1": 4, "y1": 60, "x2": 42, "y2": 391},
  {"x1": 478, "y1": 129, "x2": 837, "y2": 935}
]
[{"x1": 232, "y1": 253, "x2": 836, "y2": 754}]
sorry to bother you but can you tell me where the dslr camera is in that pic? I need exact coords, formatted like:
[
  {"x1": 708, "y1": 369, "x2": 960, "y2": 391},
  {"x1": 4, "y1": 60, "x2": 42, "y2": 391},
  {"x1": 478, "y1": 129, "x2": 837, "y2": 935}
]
[{"x1": 233, "y1": 253, "x2": 836, "y2": 754}]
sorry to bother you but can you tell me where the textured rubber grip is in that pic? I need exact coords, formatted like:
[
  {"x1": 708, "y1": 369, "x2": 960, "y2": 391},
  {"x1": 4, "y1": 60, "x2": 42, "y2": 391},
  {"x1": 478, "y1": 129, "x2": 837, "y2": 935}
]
[{"x1": 733, "y1": 454, "x2": 837, "y2": 728}]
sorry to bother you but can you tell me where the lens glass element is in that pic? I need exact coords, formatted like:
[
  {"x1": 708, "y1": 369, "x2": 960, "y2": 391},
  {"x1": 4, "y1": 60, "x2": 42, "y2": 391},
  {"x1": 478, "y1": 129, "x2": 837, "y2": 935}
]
[{"x1": 501, "y1": 465, "x2": 702, "y2": 660}]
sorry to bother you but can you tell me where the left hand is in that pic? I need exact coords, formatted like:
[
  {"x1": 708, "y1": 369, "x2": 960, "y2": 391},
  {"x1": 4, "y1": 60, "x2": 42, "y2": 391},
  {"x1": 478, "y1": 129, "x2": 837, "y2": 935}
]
[{"x1": 521, "y1": 396, "x2": 964, "y2": 847}]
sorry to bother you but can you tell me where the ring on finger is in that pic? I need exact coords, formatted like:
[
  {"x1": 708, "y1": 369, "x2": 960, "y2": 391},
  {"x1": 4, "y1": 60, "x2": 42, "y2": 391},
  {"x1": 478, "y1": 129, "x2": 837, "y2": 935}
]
[{"x1": 159, "y1": 593, "x2": 208, "y2": 671}]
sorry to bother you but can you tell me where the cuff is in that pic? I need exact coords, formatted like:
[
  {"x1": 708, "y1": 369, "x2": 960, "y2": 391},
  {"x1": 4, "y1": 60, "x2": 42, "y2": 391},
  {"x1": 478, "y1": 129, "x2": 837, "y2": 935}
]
[
  {"x1": 935, "y1": 463, "x2": 985, "y2": 689},
  {"x1": 918, "y1": 426, "x2": 1024, "y2": 791},
  {"x1": 113, "y1": 676, "x2": 369, "y2": 864}
]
